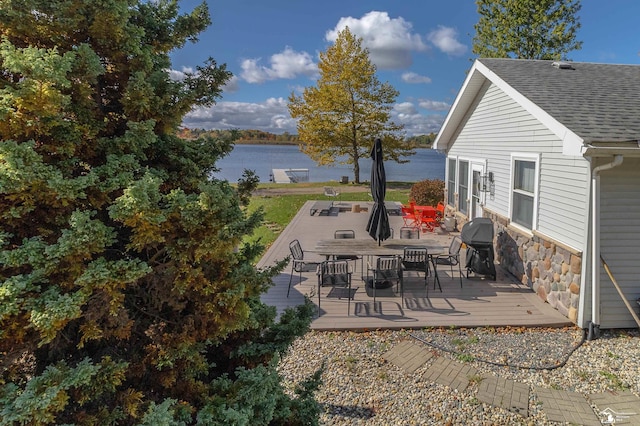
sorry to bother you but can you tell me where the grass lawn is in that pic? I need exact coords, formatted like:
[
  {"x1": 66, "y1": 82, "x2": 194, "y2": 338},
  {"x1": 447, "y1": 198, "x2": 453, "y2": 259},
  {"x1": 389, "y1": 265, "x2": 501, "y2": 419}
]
[{"x1": 246, "y1": 182, "x2": 413, "y2": 252}]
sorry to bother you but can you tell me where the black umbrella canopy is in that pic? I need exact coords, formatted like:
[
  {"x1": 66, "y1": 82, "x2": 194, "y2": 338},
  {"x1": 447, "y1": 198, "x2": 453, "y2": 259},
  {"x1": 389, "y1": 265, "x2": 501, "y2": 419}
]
[{"x1": 366, "y1": 137, "x2": 391, "y2": 245}]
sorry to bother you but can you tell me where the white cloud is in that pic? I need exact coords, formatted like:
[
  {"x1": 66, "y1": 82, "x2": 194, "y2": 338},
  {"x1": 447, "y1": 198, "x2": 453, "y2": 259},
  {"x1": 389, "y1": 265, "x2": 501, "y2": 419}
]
[
  {"x1": 183, "y1": 97, "x2": 298, "y2": 133},
  {"x1": 427, "y1": 26, "x2": 467, "y2": 56},
  {"x1": 418, "y1": 99, "x2": 451, "y2": 111},
  {"x1": 168, "y1": 66, "x2": 194, "y2": 81},
  {"x1": 326, "y1": 11, "x2": 428, "y2": 70},
  {"x1": 390, "y1": 101, "x2": 446, "y2": 135},
  {"x1": 240, "y1": 47, "x2": 317, "y2": 83},
  {"x1": 222, "y1": 75, "x2": 240, "y2": 93},
  {"x1": 394, "y1": 102, "x2": 417, "y2": 115},
  {"x1": 402, "y1": 72, "x2": 432, "y2": 84},
  {"x1": 182, "y1": 97, "x2": 447, "y2": 137}
]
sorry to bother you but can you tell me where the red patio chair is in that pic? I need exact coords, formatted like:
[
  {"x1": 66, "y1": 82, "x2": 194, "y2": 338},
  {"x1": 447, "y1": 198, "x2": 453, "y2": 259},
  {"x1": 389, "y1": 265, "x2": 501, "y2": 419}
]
[
  {"x1": 418, "y1": 209, "x2": 439, "y2": 232},
  {"x1": 401, "y1": 205, "x2": 418, "y2": 227},
  {"x1": 436, "y1": 202, "x2": 445, "y2": 224}
]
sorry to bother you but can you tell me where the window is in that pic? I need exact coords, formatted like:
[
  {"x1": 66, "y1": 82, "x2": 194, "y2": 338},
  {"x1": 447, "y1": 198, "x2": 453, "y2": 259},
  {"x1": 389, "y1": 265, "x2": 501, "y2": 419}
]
[
  {"x1": 458, "y1": 160, "x2": 469, "y2": 215},
  {"x1": 511, "y1": 158, "x2": 536, "y2": 229},
  {"x1": 447, "y1": 158, "x2": 456, "y2": 206}
]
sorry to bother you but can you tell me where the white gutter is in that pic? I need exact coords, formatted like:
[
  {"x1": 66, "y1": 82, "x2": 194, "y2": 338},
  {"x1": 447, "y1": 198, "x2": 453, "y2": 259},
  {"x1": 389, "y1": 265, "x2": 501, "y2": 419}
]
[{"x1": 589, "y1": 154, "x2": 623, "y2": 340}]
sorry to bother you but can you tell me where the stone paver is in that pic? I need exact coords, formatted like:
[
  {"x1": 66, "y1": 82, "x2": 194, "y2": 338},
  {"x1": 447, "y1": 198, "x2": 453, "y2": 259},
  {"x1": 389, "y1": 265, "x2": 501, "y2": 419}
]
[
  {"x1": 382, "y1": 341, "x2": 433, "y2": 374},
  {"x1": 422, "y1": 356, "x2": 477, "y2": 391},
  {"x1": 477, "y1": 376, "x2": 529, "y2": 417},
  {"x1": 384, "y1": 341, "x2": 640, "y2": 424},
  {"x1": 589, "y1": 390, "x2": 640, "y2": 425},
  {"x1": 535, "y1": 387, "x2": 602, "y2": 426}
]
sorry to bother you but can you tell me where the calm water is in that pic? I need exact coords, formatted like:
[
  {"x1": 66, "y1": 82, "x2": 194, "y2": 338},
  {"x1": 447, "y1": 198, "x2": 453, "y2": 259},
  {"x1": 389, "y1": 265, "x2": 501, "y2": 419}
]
[{"x1": 213, "y1": 144, "x2": 445, "y2": 183}]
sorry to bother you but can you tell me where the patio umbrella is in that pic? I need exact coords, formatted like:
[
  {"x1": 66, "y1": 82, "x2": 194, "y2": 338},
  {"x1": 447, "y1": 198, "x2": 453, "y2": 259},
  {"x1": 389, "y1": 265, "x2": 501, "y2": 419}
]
[{"x1": 366, "y1": 137, "x2": 391, "y2": 245}]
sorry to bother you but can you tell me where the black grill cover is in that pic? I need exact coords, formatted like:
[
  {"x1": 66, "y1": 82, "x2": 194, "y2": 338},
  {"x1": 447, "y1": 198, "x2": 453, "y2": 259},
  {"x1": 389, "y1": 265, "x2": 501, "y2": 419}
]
[
  {"x1": 460, "y1": 218, "x2": 494, "y2": 246},
  {"x1": 461, "y1": 218, "x2": 496, "y2": 279}
]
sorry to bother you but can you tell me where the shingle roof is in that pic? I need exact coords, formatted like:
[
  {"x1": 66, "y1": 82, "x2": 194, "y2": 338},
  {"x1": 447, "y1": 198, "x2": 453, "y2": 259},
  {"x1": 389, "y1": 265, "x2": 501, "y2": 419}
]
[{"x1": 478, "y1": 58, "x2": 640, "y2": 144}]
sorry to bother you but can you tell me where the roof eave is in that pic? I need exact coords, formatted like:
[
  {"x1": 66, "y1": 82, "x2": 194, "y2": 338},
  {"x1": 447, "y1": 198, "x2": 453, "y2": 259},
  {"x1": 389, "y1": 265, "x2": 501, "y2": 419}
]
[{"x1": 581, "y1": 141, "x2": 640, "y2": 157}]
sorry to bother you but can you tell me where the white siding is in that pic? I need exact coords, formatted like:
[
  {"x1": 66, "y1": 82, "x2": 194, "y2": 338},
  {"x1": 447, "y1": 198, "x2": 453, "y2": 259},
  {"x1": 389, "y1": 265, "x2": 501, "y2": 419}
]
[
  {"x1": 447, "y1": 83, "x2": 590, "y2": 250},
  {"x1": 599, "y1": 158, "x2": 640, "y2": 328}
]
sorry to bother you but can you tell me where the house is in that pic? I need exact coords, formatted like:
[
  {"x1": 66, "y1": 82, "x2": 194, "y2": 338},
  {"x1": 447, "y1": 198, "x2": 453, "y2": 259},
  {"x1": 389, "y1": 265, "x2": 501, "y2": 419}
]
[{"x1": 434, "y1": 58, "x2": 640, "y2": 334}]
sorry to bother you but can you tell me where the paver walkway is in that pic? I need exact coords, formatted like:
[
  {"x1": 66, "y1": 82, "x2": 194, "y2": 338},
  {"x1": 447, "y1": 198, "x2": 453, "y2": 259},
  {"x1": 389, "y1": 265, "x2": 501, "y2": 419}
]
[
  {"x1": 477, "y1": 377, "x2": 529, "y2": 416},
  {"x1": 383, "y1": 341, "x2": 640, "y2": 425},
  {"x1": 422, "y1": 356, "x2": 478, "y2": 392}
]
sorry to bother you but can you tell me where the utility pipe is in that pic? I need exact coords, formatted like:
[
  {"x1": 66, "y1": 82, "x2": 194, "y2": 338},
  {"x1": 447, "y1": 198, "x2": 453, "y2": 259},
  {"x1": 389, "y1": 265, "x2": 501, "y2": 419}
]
[{"x1": 589, "y1": 154, "x2": 623, "y2": 340}]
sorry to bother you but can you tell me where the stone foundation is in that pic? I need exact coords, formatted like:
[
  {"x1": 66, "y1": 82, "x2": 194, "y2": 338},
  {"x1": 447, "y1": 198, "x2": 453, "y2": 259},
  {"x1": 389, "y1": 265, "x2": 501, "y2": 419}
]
[{"x1": 484, "y1": 211, "x2": 582, "y2": 324}]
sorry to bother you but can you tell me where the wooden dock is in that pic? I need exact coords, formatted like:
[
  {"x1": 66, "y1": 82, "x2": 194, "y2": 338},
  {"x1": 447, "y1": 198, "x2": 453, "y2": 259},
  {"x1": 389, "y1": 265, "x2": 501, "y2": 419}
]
[{"x1": 270, "y1": 168, "x2": 309, "y2": 183}]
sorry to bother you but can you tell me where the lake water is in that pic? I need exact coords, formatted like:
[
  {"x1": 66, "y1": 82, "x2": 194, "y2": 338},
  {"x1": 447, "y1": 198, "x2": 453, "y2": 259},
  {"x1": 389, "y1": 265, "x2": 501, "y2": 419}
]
[{"x1": 213, "y1": 144, "x2": 445, "y2": 183}]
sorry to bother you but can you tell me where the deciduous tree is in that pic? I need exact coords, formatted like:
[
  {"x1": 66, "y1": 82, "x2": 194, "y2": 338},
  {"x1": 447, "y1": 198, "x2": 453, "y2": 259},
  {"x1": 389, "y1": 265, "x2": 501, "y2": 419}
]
[
  {"x1": 472, "y1": 0, "x2": 582, "y2": 60},
  {"x1": 288, "y1": 27, "x2": 410, "y2": 184},
  {"x1": 0, "y1": 0, "x2": 317, "y2": 424}
]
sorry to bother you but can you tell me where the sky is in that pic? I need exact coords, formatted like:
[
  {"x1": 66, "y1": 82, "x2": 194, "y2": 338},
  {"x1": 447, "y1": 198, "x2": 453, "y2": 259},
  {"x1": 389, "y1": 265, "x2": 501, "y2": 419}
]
[{"x1": 170, "y1": 0, "x2": 640, "y2": 137}]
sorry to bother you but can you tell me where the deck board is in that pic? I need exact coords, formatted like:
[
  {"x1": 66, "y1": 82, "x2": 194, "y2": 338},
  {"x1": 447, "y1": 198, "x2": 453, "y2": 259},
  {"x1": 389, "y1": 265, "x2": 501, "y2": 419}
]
[{"x1": 258, "y1": 200, "x2": 572, "y2": 330}]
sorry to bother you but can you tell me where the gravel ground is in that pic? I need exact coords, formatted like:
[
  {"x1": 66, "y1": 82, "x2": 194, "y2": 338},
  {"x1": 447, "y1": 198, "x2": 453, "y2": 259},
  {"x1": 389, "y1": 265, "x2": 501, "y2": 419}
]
[{"x1": 277, "y1": 327, "x2": 640, "y2": 425}]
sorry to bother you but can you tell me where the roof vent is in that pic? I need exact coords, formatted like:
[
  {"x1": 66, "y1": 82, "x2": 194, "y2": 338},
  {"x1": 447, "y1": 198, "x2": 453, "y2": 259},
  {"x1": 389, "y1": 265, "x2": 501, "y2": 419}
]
[{"x1": 552, "y1": 61, "x2": 574, "y2": 70}]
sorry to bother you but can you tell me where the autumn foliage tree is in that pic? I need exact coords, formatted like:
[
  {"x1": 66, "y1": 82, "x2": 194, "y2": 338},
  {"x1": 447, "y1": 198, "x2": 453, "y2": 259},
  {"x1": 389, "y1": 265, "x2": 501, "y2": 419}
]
[
  {"x1": 472, "y1": 0, "x2": 582, "y2": 60},
  {"x1": 0, "y1": 0, "x2": 317, "y2": 424},
  {"x1": 288, "y1": 27, "x2": 411, "y2": 184}
]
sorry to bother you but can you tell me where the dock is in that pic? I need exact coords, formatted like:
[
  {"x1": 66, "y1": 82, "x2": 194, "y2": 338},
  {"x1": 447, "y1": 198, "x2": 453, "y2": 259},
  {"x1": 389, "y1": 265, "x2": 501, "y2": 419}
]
[{"x1": 270, "y1": 168, "x2": 309, "y2": 183}]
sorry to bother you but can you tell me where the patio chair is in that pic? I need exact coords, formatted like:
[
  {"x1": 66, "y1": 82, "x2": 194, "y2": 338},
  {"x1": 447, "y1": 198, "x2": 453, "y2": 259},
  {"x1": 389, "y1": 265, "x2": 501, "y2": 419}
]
[
  {"x1": 324, "y1": 186, "x2": 340, "y2": 200},
  {"x1": 333, "y1": 229, "x2": 361, "y2": 271},
  {"x1": 287, "y1": 239, "x2": 321, "y2": 297},
  {"x1": 400, "y1": 226, "x2": 420, "y2": 239},
  {"x1": 317, "y1": 260, "x2": 354, "y2": 316},
  {"x1": 401, "y1": 205, "x2": 417, "y2": 227},
  {"x1": 418, "y1": 209, "x2": 439, "y2": 233},
  {"x1": 401, "y1": 247, "x2": 430, "y2": 296},
  {"x1": 432, "y1": 236, "x2": 463, "y2": 289},
  {"x1": 436, "y1": 202, "x2": 445, "y2": 223},
  {"x1": 368, "y1": 255, "x2": 403, "y2": 306}
]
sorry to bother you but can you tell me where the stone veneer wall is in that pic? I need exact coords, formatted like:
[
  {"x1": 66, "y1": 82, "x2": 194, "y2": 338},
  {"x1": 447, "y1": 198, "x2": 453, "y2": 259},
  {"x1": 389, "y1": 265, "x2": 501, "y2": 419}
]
[{"x1": 459, "y1": 210, "x2": 582, "y2": 325}]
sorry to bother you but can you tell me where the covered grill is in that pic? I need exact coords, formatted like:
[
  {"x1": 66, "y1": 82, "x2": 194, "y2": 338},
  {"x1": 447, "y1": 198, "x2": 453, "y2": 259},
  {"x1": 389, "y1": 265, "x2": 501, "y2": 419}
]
[{"x1": 460, "y1": 218, "x2": 497, "y2": 280}]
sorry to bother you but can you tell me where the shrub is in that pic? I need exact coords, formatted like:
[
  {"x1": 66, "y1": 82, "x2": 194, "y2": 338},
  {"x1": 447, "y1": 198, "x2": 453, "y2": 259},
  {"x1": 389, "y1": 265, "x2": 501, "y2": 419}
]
[
  {"x1": 0, "y1": 2, "x2": 317, "y2": 424},
  {"x1": 409, "y1": 179, "x2": 445, "y2": 206}
]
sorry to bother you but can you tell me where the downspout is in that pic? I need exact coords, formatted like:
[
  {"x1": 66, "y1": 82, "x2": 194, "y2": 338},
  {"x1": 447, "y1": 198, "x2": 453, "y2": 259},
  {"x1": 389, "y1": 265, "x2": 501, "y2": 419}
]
[{"x1": 588, "y1": 154, "x2": 623, "y2": 340}]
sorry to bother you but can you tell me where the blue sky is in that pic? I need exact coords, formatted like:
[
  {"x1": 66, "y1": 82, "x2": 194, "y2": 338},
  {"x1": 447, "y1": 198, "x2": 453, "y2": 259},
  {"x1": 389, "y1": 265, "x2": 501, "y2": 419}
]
[{"x1": 170, "y1": 0, "x2": 639, "y2": 137}]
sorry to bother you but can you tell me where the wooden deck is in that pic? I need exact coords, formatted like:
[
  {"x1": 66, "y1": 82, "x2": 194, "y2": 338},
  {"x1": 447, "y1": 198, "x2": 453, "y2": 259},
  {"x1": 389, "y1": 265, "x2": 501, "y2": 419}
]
[{"x1": 258, "y1": 201, "x2": 572, "y2": 330}]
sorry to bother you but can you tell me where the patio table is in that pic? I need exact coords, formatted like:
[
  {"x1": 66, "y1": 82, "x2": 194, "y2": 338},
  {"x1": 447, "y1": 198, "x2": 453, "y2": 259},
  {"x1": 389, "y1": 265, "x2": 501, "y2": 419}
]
[
  {"x1": 312, "y1": 238, "x2": 444, "y2": 257},
  {"x1": 311, "y1": 238, "x2": 446, "y2": 284}
]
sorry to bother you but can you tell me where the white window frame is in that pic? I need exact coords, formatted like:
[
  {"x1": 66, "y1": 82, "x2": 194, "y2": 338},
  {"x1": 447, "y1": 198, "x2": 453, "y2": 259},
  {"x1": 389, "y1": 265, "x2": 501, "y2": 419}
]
[
  {"x1": 458, "y1": 159, "x2": 469, "y2": 215},
  {"x1": 446, "y1": 157, "x2": 457, "y2": 207},
  {"x1": 509, "y1": 153, "x2": 540, "y2": 233}
]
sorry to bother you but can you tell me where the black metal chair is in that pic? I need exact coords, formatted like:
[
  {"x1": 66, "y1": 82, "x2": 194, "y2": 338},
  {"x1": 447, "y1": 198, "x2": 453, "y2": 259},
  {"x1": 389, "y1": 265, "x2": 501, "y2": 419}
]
[
  {"x1": 334, "y1": 230, "x2": 357, "y2": 258},
  {"x1": 432, "y1": 236, "x2": 463, "y2": 289},
  {"x1": 317, "y1": 260, "x2": 354, "y2": 316},
  {"x1": 401, "y1": 247, "x2": 431, "y2": 297},
  {"x1": 368, "y1": 255, "x2": 403, "y2": 306},
  {"x1": 287, "y1": 239, "x2": 321, "y2": 297},
  {"x1": 400, "y1": 226, "x2": 420, "y2": 239},
  {"x1": 333, "y1": 229, "x2": 361, "y2": 272}
]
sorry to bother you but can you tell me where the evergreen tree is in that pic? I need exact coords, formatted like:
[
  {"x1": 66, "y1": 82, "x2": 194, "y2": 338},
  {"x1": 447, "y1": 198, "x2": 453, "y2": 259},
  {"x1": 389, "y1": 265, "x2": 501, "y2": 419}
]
[
  {"x1": 288, "y1": 27, "x2": 410, "y2": 184},
  {"x1": 472, "y1": 0, "x2": 582, "y2": 60},
  {"x1": 0, "y1": 0, "x2": 317, "y2": 424}
]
